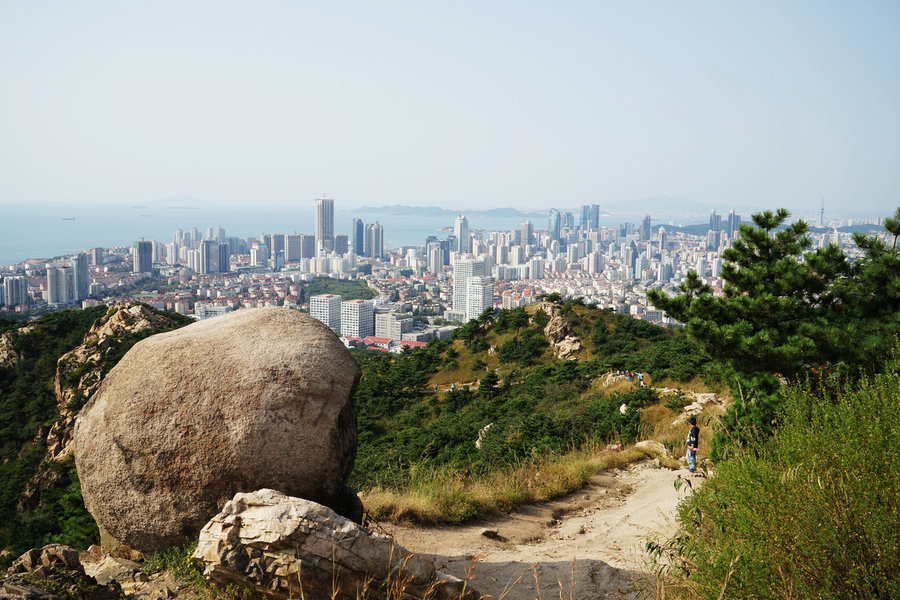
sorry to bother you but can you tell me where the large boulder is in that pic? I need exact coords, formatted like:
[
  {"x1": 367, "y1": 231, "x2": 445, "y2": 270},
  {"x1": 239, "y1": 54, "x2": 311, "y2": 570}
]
[
  {"x1": 193, "y1": 489, "x2": 476, "y2": 600},
  {"x1": 74, "y1": 307, "x2": 361, "y2": 553}
]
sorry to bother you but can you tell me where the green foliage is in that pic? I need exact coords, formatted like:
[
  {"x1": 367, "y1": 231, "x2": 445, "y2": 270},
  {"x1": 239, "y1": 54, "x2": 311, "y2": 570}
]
[
  {"x1": 492, "y1": 307, "x2": 529, "y2": 333},
  {"x1": 497, "y1": 332, "x2": 547, "y2": 366},
  {"x1": 661, "y1": 367, "x2": 900, "y2": 599},
  {"x1": 306, "y1": 277, "x2": 377, "y2": 300},
  {"x1": 649, "y1": 208, "x2": 900, "y2": 453},
  {"x1": 350, "y1": 304, "x2": 726, "y2": 504},
  {"x1": 531, "y1": 309, "x2": 550, "y2": 328},
  {"x1": 0, "y1": 305, "x2": 192, "y2": 561}
]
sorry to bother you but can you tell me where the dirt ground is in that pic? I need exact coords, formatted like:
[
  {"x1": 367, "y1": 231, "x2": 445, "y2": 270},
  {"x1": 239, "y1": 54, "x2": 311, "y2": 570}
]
[{"x1": 379, "y1": 461, "x2": 700, "y2": 600}]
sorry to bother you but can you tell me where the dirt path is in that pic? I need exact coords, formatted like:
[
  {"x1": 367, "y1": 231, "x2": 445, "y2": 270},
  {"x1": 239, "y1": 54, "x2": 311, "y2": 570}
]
[{"x1": 380, "y1": 462, "x2": 699, "y2": 600}]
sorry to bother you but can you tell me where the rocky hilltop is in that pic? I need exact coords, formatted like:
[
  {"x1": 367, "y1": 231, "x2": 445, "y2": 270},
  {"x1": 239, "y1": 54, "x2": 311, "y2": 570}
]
[{"x1": 48, "y1": 303, "x2": 186, "y2": 460}]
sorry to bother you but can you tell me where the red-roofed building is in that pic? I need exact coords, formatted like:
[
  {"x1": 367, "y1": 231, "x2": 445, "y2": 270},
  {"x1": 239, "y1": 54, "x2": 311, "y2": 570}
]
[
  {"x1": 362, "y1": 336, "x2": 392, "y2": 349},
  {"x1": 399, "y1": 340, "x2": 427, "y2": 350}
]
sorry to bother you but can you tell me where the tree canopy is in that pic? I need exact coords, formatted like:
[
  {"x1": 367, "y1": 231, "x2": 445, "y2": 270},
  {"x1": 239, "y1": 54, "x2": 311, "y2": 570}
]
[{"x1": 648, "y1": 207, "x2": 900, "y2": 449}]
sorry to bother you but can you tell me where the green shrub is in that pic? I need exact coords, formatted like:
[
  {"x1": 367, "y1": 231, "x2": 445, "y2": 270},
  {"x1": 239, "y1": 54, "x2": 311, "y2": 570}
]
[{"x1": 659, "y1": 367, "x2": 900, "y2": 599}]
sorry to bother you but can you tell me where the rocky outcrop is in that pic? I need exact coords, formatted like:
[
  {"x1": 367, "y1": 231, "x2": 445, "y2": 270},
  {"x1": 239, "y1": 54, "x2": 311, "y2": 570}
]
[
  {"x1": 74, "y1": 307, "x2": 362, "y2": 553},
  {"x1": 193, "y1": 489, "x2": 476, "y2": 600},
  {"x1": 48, "y1": 303, "x2": 185, "y2": 460},
  {"x1": 0, "y1": 330, "x2": 24, "y2": 368},
  {"x1": 2, "y1": 544, "x2": 121, "y2": 600},
  {"x1": 538, "y1": 303, "x2": 582, "y2": 360}
]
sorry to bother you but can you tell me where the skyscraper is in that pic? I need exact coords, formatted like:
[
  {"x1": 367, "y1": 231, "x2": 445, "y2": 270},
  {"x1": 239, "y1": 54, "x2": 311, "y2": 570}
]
[
  {"x1": 285, "y1": 234, "x2": 301, "y2": 262},
  {"x1": 90, "y1": 247, "x2": 104, "y2": 266},
  {"x1": 548, "y1": 209, "x2": 561, "y2": 243},
  {"x1": 427, "y1": 243, "x2": 444, "y2": 275},
  {"x1": 71, "y1": 253, "x2": 89, "y2": 301},
  {"x1": 454, "y1": 214, "x2": 471, "y2": 254},
  {"x1": 727, "y1": 210, "x2": 741, "y2": 239},
  {"x1": 133, "y1": 240, "x2": 152, "y2": 273},
  {"x1": 2, "y1": 276, "x2": 27, "y2": 307},
  {"x1": 366, "y1": 222, "x2": 383, "y2": 259},
  {"x1": 334, "y1": 234, "x2": 349, "y2": 255},
  {"x1": 299, "y1": 234, "x2": 316, "y2": 259},
  {"x1": 452, "y1": 256, "x2": 486, "y2": 321},
  {"x1": 640, "y1": 215, "x2": 651, "y2": 241},
  {"x1": 521, "y1": 221, "x2": 533, "y2": 247},
  {"x1": 218, "y1": 243, "x2": 231, "y2": 273},
  {"x1": 315, "y1": 198, "x2": 335, "y2": 255},
  {"x1": 199, "y1": 240, "x2": 218, "y2": 274},
  {"x1": 47, "y1": 267, "x2": 74, "y2": 305},
  {"x1": 352, "y1": 218, "x2": 365, "y2": 256},
  {"x1": 466, "y1": 275, "x2": 494, "y2": 322}
]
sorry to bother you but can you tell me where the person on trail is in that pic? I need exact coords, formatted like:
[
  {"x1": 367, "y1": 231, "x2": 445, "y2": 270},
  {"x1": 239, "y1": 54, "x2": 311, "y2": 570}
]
[{"x1": 686, "y1": 416, "x2": 700, "y2": 473}]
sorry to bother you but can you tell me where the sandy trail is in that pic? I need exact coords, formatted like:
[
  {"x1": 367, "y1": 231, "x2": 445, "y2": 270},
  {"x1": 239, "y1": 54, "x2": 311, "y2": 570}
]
[{"x1": 380, "y1": 462, "x2": 698, "y2": 600}]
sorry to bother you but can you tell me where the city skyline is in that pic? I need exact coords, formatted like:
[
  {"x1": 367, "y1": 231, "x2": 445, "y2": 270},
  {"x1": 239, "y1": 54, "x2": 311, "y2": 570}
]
[
  {"x1": 0, "y1": 197, "x2": 890, "y2": 268},
  {"x1": 2, "y1": 3, "x2": 899, "y2": 217}
]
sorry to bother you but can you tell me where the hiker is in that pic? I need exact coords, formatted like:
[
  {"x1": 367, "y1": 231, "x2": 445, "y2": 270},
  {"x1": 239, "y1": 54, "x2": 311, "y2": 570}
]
[{"x1": 686, "y1": 416, "x2": 700, "y2": 472}]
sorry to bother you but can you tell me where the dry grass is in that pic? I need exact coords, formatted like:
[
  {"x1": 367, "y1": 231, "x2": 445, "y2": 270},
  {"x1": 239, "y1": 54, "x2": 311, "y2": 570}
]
[{"x1": 363, "y1": 445, "x2": 651, "y2": 525}]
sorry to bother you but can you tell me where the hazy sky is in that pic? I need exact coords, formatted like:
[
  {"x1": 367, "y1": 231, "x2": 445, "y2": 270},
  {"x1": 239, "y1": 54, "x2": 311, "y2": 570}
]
[{"x1": 2, "y1": 1, "x2": 898, "y2": 217}]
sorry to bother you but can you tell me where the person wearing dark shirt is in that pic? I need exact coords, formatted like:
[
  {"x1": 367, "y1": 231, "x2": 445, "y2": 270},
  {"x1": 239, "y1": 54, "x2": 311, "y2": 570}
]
[{"x1": 686, "y1": 416, "x2": 700, "y2": 473}]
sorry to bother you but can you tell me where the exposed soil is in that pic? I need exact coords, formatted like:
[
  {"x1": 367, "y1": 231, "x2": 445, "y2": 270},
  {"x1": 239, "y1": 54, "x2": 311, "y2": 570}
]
[{"x1": 379, "y1": 461, "x2": 700, "y2": 600}]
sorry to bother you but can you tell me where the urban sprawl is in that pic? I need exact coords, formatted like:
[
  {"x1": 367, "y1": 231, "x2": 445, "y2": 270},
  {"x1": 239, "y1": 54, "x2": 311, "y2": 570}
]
[{"x1": 0, "y1": 200, "x2": 883, "y2": 353}]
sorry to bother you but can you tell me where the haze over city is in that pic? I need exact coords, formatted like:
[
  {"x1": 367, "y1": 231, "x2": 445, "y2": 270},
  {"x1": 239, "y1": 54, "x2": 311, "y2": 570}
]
[{"x1": 2, "y1": 1, "x2": 899, "y2": 220}]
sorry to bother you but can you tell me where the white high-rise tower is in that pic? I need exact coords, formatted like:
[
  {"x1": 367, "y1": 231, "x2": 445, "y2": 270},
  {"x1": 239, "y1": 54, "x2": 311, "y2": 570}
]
[{"x1": 315, "y1": 197, "x2": 335, "y2": 255}]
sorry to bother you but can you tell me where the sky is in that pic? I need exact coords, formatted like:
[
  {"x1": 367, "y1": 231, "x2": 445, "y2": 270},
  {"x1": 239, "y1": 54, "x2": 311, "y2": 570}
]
[{"x1": 1, "y1": 1, "x2": 899, "y2": 220}]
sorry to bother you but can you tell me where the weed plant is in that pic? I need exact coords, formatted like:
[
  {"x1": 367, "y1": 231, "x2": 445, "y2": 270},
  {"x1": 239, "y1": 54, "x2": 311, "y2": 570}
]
[{"x1": 650, "y1": 367, "x2": 900, "y2": 599}]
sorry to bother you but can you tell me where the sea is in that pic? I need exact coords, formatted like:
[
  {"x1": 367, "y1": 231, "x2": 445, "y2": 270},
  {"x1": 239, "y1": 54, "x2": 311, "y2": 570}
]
[{"x1": 0, "y1": 204, "x2": 544, "y2": 267}]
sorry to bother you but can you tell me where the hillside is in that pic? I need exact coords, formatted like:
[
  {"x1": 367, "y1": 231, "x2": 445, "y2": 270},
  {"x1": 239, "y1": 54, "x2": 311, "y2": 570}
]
[
  {"x1": 350, "y1": 299, "x2": 729, "y2": 522},
  {"x1": 0, "y1": 305, "x2": 193, "y2": 566}
]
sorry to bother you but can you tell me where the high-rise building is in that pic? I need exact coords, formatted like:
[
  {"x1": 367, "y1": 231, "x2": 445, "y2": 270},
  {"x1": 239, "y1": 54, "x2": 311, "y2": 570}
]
[
  {"x1": 521, "y1": 221, "x2": 533, "y2": 247},
  {"x1": 299, "y1": 234, "x2": 316, "y2": 259},
  {"x1": 334, "y1": 234, "x2": 349, "y2": 255},
  {"x1": 286, "y1": 234, "x2": 301, "y2": 262},
  {"x1": 528, "y1": 257, "x2": 545, "y2": 279},
  {"x1": 315, "y1": 198, "x2": 335, "y2": 255},
  {"x1": 548, "y1": 209, "x2": 561, "y2": 243},
  {"x1": 340, "y1": 299, "x2": 374, "y2": 338},
  {"x1": 727, "y1": 210, "x2": 741, "y2": 239},
  {"x1": 271, "y1": 234, "x2": 285, "y2": 257},
  {"x1": 132, "y1": 240, "x2": 153, "y2": 273},
  {"x1": 466, "y1": 276, "x2": 494, "y2": 322},
  {"x1": 47, "y1": 266, "x2": 74, "y2": 305},
  {"x1": 218, "y1": 243, "x2": 231, "y2": 273},
  {"x1": 2, "y1": 276, "x2": 27, "y2": 307},
  {"x1": 352, "y1": 218, "x2": 365, "y2": 256},
  {"x1": 709, "y1": 210, "x2": 722, "y2": 233},
  {"x1": 454, "y1": 214, "x2": 471, "y2": 254},
  {"x1": 90, "y1": 247, "x2": 104, "y2": 266},
  {"x1": 71, "y1": 253, "x2": 89, "y2": 301},
  {"x1": 310, "y1": 294, "x2": 342, "y2": 334},
  {"x1": 427, "y1": 243, "x2": 444, "y2": 275},
  {"x1": 366, "y1": 222, "x2": 383, "y2": 259},
  {"x1": 199, "y1": 240, "x2": 218, "y2": 274},
  {"x1": 640, "y1": 215, "x2": 651, "y2": 241},
  {"x1": 259, "y1": 235, "x2": 273, "y2": 260},
  {"x1": 452, "y1": 256, "x2": 486, "y2": 320}
]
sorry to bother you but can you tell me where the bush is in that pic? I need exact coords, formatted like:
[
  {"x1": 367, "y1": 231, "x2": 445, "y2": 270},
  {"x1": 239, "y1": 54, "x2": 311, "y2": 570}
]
[{"x1": 657, "y1": 367, "x2": 900, "y2": 599}]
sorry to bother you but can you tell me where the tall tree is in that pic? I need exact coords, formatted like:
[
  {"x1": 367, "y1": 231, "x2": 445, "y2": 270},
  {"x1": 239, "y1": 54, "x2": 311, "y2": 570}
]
[{"x1": 649, "y1": 208, "x2": 900, "y2": 454}]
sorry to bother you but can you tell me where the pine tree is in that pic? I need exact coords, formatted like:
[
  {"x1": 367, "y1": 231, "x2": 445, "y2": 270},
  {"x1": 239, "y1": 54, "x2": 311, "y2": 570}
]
[{"x1": 648, "y1": 208, "x2": 900, "y2": 456}]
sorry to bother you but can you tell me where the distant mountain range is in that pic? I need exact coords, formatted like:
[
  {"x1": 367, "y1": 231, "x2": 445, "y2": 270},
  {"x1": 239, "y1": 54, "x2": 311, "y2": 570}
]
[{"x1": 354, "y1": 205, "x2": 545, "y2": 219}]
